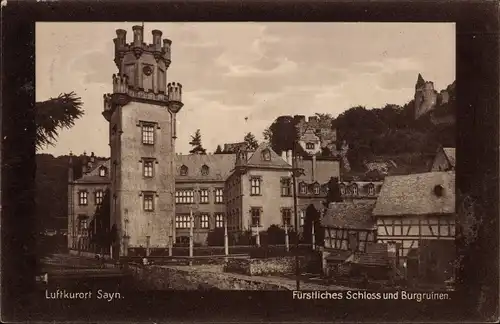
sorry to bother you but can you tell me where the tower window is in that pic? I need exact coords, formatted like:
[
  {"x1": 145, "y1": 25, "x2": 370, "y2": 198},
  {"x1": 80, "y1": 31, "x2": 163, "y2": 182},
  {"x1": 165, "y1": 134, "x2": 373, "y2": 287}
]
[
  {"x1": 141, "y1": 124, "x2": 155, "y2": 145},
  {"x1": 201, "y1": 165, "x2": 209, "y2": 176},
  {"x1": 180, "y1": 165, "x2": 188, "y2": 176},
  {"x1": 78, "y1": 191, "x2": 88, "y2": 205},
  {"x1": 143, "y1": 192, "x2": 155, "y2": 211},
  {"x1": 143, "y1": 159, "x2": 154, "y2": 178},
  {"x1": 95, "y1": 190, "x2": 104, "y2": 205}
]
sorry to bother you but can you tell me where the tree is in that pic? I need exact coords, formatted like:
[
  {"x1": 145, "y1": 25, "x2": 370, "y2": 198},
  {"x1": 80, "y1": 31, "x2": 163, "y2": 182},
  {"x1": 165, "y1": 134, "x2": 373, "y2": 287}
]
[
  {"x1": 89, "y1": 188, "x2": 111, "y2": 254},
  {"x1": 188, "y1": 129, "x2": 207, "y2": 154},
  {"x1": 243, "y1": 132, "x2": 259, "y2": 151},
  {"x1": 214, "y1": 145, "x2": 223, "y2": 154},
  {"x1": 263, "y1": 127, "x2": 273, "y2": 143},
  {"x1": 36, "y1": 92, "x2": 84, "y2": 150},
  {"x1": 266, "y1": 116, "x2": 299, "y2": 154},
  {"x1": 324, "y1": 177, "x2": 343, "y2": 208}
]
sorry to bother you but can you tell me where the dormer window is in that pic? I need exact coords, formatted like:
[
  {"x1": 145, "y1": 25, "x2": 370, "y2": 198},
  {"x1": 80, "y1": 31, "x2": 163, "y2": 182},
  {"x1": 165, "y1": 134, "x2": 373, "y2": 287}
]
[
  {"x1": 180, "y1": 165, "x2": 188, "y2": 176},
  {"x1": 434, "y1": 185, "x2": 444, "y2": 197},
  {"x1": 306, "y1": 142, "x2": 315, "y2": 150},
  {"x1": 314, "y1": 183, "x2": 320, "y2": 195},
  {"x1": 99, "y1": 166, "x2": 107, "y2": 177},
  {"x1": 339, "y1": 184, "x2": 346, "y2": 195},
  {"x1": 201, "y1": 165, "x2": 209, "y2": 176},
  {"x1": 351, "y1": 184, "x2": 359, "y2": 196},
  {"x1": 299, "y1": 182, "x2": 307, "y2": 195},
  {"x1": 367, "y1": 184, "x2": 375, "y2": 196},
  {"x1": 262, "y1": 149, "x2": 271, "y2": 161}
]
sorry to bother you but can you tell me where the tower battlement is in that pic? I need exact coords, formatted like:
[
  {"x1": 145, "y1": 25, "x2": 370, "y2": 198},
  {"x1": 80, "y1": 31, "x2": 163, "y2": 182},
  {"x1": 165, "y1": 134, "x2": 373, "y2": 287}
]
[
  {"x1": 114, "y1": 26, "x2": 171, "y2": 66},
  {"x1": 112, "y1": 74, "x2": 129, "y2": 94},
  {"x1": 167, "y1": 82, "x2": 182, "y2": 102}
]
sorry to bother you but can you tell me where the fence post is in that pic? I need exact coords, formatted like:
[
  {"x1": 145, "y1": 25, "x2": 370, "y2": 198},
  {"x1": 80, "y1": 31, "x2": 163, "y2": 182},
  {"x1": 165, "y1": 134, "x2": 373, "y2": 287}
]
[
  {"x1": 168, "y1": 235, "x2": 173, "y2": 257},
  {"x1": 285, "y1": 224, "x2": 290, "y2": 252},
  {"x1": 256, "y1": 229, "x2": 261, "y2": 247},
  {"x1": 311, "y1": 221, "x2": 316, "y2": 250},
  {"x1": 189, "y1": 209, "x2": 194, "y2": 265},
  {"x1": 224, "y1": 216, "x2": 229, "y2": 257}
]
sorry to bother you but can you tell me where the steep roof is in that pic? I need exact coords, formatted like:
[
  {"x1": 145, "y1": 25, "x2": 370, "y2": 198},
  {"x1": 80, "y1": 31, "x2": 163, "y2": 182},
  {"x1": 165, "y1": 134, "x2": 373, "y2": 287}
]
[
  {"x1": 442, "y1": 147, "x2": 456, "y2": 167},
  {"x1": 416, "y1": 73, "x2": 426, "y2": 88},
  {"x1": 175, "y1": 154, "x2": 236, "y2": 182},
  {"x1": 246, "y1": 142, "x2": 292, "y2": 169},
  {"x1": 373, "y1": 171, "x2": 455, "y2": 217},
  {"x1": 74, "y1": 159, "x2": 111, "y2": 184},
  {"x1": 322, "y1": 201, "x2": 376, "y2": 230},
  {"x1": 349, "y1": 242, "x2": 390, "y2": 267}
]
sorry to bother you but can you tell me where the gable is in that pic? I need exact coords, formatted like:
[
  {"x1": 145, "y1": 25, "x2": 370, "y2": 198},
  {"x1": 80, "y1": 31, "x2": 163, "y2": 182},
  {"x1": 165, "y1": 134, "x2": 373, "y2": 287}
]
[{"x1": 246, "y1": 143, "x2": 292, "y2": 169}]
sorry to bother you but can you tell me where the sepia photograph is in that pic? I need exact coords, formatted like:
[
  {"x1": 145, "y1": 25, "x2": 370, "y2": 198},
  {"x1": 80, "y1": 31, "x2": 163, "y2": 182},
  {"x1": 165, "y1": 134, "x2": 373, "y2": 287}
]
[
  {"x1": 34, "y1": 21, "x2": 457, "y2": 293},
  {"x1": 3, "y1": 1, "x2": 499, "y2": 321}
]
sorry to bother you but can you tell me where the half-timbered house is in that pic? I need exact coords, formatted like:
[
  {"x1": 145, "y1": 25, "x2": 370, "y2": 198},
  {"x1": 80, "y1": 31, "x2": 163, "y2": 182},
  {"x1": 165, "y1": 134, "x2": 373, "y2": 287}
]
[
  {"x1": 372, "y1": 171, "x2": 456, "y2": 265},
  {"x1": 321, "y1": 201, "x2": 377, "y2": 276}
]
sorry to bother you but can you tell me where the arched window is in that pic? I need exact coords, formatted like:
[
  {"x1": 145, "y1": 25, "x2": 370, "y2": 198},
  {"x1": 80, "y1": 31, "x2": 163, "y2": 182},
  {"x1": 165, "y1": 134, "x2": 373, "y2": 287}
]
[
  {"x1": 180, "y1": 165, "x2": 188, "y2": 176},
  {"x1": 299, "y1": 182, "x2": 307, "y2": 194},
  {"x1": 351, "y1": 184, "x2": 358, "y2": 196},
  {"x1": 99, "y1": 166, "x2": 107, "y2": 177},
  {"x1": 367, "y1": 184, "x2": 375, "y2": 195},
  {"x1": 339, "y1": 184, "x2": 346, "y2": 195},
  {"x1": 314, "y1": 183, "x2": 320, "y2": 195},
  {"x1": 201, "y1": 164, "x2": 209, "y2": 176}
]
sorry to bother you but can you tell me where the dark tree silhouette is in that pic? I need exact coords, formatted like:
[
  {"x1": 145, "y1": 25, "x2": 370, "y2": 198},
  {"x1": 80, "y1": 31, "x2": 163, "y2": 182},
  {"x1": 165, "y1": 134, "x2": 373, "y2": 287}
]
[
  {"x1": 214, "y1": 144, "x2": 223, "y2": 154},
  {"x1": 303, "y1": 204, "x2": 323, "y2": 245},
  {"x1": 243, "y1": 132, "x2": 259, "y2": 151},
  {"x1": 324, "y1": 176, "x2": 343, "y2": 208},
  {"x1": 89, "y1": 188, "x2": 111, "y2": 254},
  {"x1": 36, "y1": 92, "x2": 84, "y2": 150},
  {"x1": 189, "y1": 129, "x2": 207, "y2": 155}
]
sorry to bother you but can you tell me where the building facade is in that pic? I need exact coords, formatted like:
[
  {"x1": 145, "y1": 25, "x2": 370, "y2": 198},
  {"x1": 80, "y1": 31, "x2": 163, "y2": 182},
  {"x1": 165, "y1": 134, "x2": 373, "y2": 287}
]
[
  {"x1": 102, "y1": 25, "x2": 183, "y2": 256},
  {"x1": 174, "y1": 153, "x2": 235, "y2": 244},
  {"x1": 67, "y1": 153, "x2": 110, "y2": 251}
]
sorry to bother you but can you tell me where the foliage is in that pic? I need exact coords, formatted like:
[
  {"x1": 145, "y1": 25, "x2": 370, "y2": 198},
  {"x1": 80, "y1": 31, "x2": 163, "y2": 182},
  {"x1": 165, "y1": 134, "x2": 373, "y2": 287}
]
[
  {"x1": 89, "y1": 188, "x2": 111, "y2": 251},
  {"x1": 266, "y1": 115, "x2": 300, "y2": 154},
  {"x1": 265, "y1": 224, "x2": 298, "y2": 245},
  {"x1": 243, "y1": 132, "x2": 259, "y2": 151},
  {"x1": 262, "y1": 127, "x2": 273, "y2": 143},
  {"x1": 36, "y1": 92, "x2": 84, "y2": 150},
  {"x1": 324, "y1": 177, "x2": 343, "y2": 208},
  {"x1": 214, "y1": 145, "x2": 223, "y2": 154},
  {"x1": 188, "y1": 129, "x2": 207, "y2": 155},
  {"x1": 302, "y1": 204, "x2": 324, "y2": 245}
]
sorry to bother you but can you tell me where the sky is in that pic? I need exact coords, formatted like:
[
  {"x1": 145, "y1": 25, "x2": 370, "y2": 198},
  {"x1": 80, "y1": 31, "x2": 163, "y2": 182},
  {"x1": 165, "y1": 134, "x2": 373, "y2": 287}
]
[{"x1": 36, "y1": 22, "x2": 455, "y2": 157}]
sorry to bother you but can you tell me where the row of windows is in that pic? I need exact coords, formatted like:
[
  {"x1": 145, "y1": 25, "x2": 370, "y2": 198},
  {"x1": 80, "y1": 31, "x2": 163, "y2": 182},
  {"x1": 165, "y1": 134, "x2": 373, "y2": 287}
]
[
  {"x1": 249, "y1": 207, "x2": 304, "y2": 227},
  {"x1": 175, "y1": 189, "x2": 224, "y2": 204},
  {"x1": 175, "y1": 213, "x2": 225, "y2": 229},
  {"x1": 78, "y1": 190, "x2": 104, "y2": 206},
  {"x1": 339, "y1": 184, "x2": 376, "y2": 196},
  {"x1": 179, "y1": 165, "x2": 210, "y2": 176},
  {"x1": 249, "y1": 177, "x2": 316, "y2": 197}
]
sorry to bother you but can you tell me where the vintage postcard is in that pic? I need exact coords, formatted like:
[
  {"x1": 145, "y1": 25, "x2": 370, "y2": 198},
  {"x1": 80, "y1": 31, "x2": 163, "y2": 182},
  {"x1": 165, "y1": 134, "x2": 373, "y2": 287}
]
[{"x1": 1, "y1": 1, "x2": 499, "y2": 323}]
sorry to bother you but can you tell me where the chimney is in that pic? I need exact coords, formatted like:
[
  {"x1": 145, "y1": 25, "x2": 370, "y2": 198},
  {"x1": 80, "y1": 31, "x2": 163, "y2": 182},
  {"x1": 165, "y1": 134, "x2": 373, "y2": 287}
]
[
  {"x1": 68, "y1": 151, "x2": 74, "y2": 182},
  {"x1": 286, "y1": 150, "x2": 292, "y2": 165},
  {"x1": 312, "y1": 155, "x2": 317, "y2": 181},
  {"x1": 281, "y1": 151, "x2": 287, "y2": 163},
  {"x1": 90, "y1": 152, "x2": 95, "y2": 163}
]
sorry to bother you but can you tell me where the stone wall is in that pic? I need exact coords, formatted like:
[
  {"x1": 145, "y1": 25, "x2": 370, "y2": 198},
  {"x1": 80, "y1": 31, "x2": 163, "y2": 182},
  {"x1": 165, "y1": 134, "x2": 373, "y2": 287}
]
[
  {"x1": 224, "y1": 257, "x2": 310, "y2": 276},
  {"x1": 127, "y1": 264, "x2": 290, "y2": 290}
]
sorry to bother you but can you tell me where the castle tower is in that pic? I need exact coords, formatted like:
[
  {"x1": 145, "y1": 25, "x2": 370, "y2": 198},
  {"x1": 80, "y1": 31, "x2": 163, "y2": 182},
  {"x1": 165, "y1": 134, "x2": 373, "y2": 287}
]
[
  {"x1": 414, "y1": 73, "x2": 437, "y2": 119},
  {"x1": 103, "y1": 25, "x2": 183, "y2": 257}
]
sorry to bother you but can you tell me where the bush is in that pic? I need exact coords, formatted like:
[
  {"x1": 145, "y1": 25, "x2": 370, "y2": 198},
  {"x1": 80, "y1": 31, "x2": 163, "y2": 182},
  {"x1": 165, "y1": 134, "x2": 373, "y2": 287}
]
[{"x1": 206, "y1": 227, "x2": 225, "y2": 246}]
